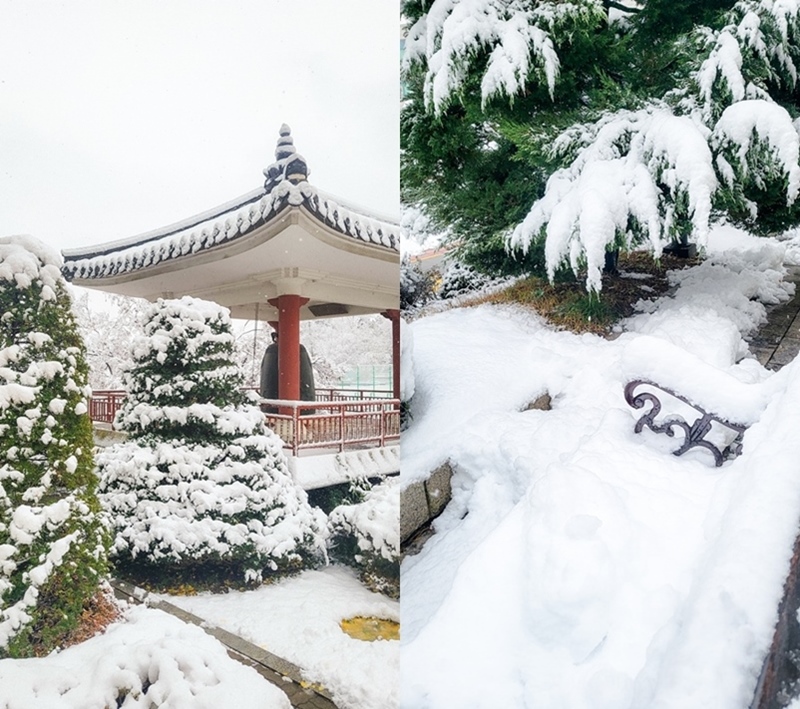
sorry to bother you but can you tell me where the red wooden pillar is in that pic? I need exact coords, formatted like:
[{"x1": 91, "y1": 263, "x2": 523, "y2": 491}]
[
  {"x1": 268, "y1": 295, "x2": 308, "y2": 400},
  {"x1": 382, "y1": 309, "x2": 400, "y2": 400}
]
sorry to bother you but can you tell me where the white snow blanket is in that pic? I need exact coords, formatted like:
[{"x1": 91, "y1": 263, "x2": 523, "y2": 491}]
[
  {"x1": 402, "y1": 226, "x2": 800, "y2": 708},
  {"x1": 0, "y1": 605, "x2": 291, "y2": 708},
  {"x1": 168, "y1": 566, "x2": 399, "y2": 709}
]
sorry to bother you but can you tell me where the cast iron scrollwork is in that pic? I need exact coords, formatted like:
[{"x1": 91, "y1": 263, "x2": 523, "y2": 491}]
[{"x1": 624, "y1": 380, "x2": 747, "y2": 467}]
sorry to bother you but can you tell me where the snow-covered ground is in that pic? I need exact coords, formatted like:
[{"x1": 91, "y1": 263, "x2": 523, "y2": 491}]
[
  {"x1": 0, "y1": 602, "x2": 292, "y2": 708},
  {"x1": 165, "y1": 565, "x2": 399, "y2": 709},
  {"x1": 0, "y1": 564, "x2": 398, "y2": 709},
  {"x1": 402, "y1": 225, "x2": 800, "y2": 708}
]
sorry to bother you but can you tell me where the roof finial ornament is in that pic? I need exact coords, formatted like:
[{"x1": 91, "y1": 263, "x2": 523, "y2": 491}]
[
  {"x1": 264, "y1": 124, "x2": 309, "y2": 191},
  {"x1": 275, "y1": 124, "x2": 296, "y2": 161}
]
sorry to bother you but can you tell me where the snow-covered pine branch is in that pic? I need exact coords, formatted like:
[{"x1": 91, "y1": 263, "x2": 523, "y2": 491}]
[
  {"x1": 713, "y1": 99, "x2": 800, "y2": 205},
  {"x1": 692, "y1": 0, "x2": 800, "y2": 122},
  {"x1": 506, "y1": 0, "x2": 800, "y2": 291},
  {"x1": 508, "y1": 105, "x2": 717, "y2": 291},
  {"x1": 403, "y1": 0, "x2": 607, "y2": 114}
]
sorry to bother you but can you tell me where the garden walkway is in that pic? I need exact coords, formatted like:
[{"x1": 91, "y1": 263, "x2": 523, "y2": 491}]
[
  {"x1": 110, "y1": 579, "x2": 338, "y2": 709},
  {"x1": 748, "y1": 265, "x2": 800, "y2": 369}
]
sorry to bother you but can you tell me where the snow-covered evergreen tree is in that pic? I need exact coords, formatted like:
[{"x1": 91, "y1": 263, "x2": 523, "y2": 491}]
[
  {"x1": 402, "y1": 0, "x2": 800, "y2": 291},
  {"x1": 97, "y1": 296, "x2": 325, "y2": 588},
  {"x1": 0, "y1": 235, "x2": 108, "y2": 657}
]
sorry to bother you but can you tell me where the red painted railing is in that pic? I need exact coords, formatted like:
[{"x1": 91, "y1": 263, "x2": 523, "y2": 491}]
[
  {"x1": 261, "y1": 398, "x2": 401, "y2": 455},
  {"x1": 88, "y1": 389, "x2": 400, "y2": 454},
  {"x1": 89, "y1": 390, "x2": 127, "y2": 425}
]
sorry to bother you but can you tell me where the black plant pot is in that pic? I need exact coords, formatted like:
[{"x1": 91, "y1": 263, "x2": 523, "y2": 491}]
[{"x1": 663, "y1": 242, "x2": 697, "y2": 259}]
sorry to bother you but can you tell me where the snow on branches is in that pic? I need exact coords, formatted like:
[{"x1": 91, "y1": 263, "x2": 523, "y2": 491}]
[
  {"x1": 506, "y1": 0, "x2": 800, "y2": 291},
  {"x1": 713, "y1": 99, "x2": 800, "y2": 206},
  {"x1": 405, "y1": 0, "x2": 800, "y2": 291},
  {"x1": 403, "y1": 0, "x2": 606, "y2": 113},
  {"x1": 0, "y1": 235, "x2": 107, "y2": 657},
  {"x1": 694, "y1": 0, "x2": 800, "y2": 122},
  {"x1": 509, "y1": 107, "x2": 718, "y2": 291},
  {"x1": 97, "y1": 296, "x2": 325, "y2": 588}
]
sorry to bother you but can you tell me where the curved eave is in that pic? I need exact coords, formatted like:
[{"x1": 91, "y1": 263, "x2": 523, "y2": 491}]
[{"x1": 62, "y1": 180, "x2": 399, "y2": 284}]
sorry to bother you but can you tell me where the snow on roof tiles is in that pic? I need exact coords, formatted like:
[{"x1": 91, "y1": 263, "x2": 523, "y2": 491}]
[
  {"x1": 62, "y1": 180, "x2": 399, "y2": 282},
  {"x1": 61, "y1": 126, "x2": 399, "y2": 282}
]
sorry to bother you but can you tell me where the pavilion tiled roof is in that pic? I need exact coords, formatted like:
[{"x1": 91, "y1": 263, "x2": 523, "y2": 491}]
[{"x1": 62, "y1": 125, "x2": 399, "y2": 282}]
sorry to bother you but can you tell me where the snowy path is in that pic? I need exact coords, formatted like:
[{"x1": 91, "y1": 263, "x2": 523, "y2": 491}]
[
  {"x1": 111, "y1": 578, "x2": 336, "y2": 709},
  {"x1": 162, "y1": 566, "x2": 399, "y2": 709},
  {"x1": 749, "y1": 265, "x2": 800, "y2": 369}
]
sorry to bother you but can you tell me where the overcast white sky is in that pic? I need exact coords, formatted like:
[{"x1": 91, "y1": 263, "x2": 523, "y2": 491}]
[{"x1": 0, "y1": 0, "x2": 400, "y2": 253}]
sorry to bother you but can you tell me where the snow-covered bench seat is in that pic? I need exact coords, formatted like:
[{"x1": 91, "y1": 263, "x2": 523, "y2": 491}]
[
  {"x1": 620, "y1": 335, "x2": 780, "y2": 467},
  {"x1": 624, "y1": 379, "x2": 748, "y2": 467}
]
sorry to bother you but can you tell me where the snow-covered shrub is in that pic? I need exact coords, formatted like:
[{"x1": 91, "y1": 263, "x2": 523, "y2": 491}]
[
  {"x1": 401, "y1": 257, "x2": 437, "y2": 311},
  {"x1": 327, "y1": 477, "x2": 399, "y2": 598},
  {"x1": 97, "y1": 297, "x2": 325, "y2": 589},
  {"x1": 306, "y1": 475, "x2": 372, "y2": 515},
  {"x1": 437, "y1": 261, "x2": 495, "y2": 300},
  {"x1": 0, "y1": 235, "x2": 108, "y2": 657}
]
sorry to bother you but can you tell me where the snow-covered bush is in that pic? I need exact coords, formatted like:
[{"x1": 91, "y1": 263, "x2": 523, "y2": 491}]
[
  {"x1": 437, "y1": 261, "x2": 496, "y2": 300},
  {"x1": 0, "y1": 605, "x2": 293, "y2": 708},
  {"x1": 327, "y1": 477, "x2": 399, "y2": 598},
  {"x1": 0, "y1": 235, "x2": 108, "y2": 657},
  {"x1": 97, "y1": 297, "x2": 325, "y2": 589},
  {"x1": 401, "y1": 257, "x2": 437, "y2": 311}
]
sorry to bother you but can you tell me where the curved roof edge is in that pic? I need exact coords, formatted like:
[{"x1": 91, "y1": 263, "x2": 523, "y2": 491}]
[{"x1": 62, "y1": 180, "x2": 400, "y2": 283}]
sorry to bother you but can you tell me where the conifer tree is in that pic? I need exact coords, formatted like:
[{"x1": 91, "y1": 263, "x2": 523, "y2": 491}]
[
  {"x1": 402, "y1": 0, "x2": 800, "y2": 291},
  {"x1": 97, "y1": 296, "x2": 325, "y2": 588},
  {"x1": 0, "y1": 235, "x2": 108, "y2": 657}
]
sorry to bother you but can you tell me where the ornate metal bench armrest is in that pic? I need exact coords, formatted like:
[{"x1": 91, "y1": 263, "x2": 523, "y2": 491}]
[{"x1": 624, "y1": 380, "x2": 747, "y2": 467}]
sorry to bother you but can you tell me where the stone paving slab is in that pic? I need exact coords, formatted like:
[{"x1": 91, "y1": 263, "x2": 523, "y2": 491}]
[
  {"x1": 110, "y1": 578, "x2": 338, "y2": 709},
  {"x1": 750, "y1": 269, "x2": 800, "y2": 370}
]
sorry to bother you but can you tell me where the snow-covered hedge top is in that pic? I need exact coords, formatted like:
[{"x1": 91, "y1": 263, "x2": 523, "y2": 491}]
[{"x1": 62, "y1": 182, "x2": 400, "y2": 283}]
